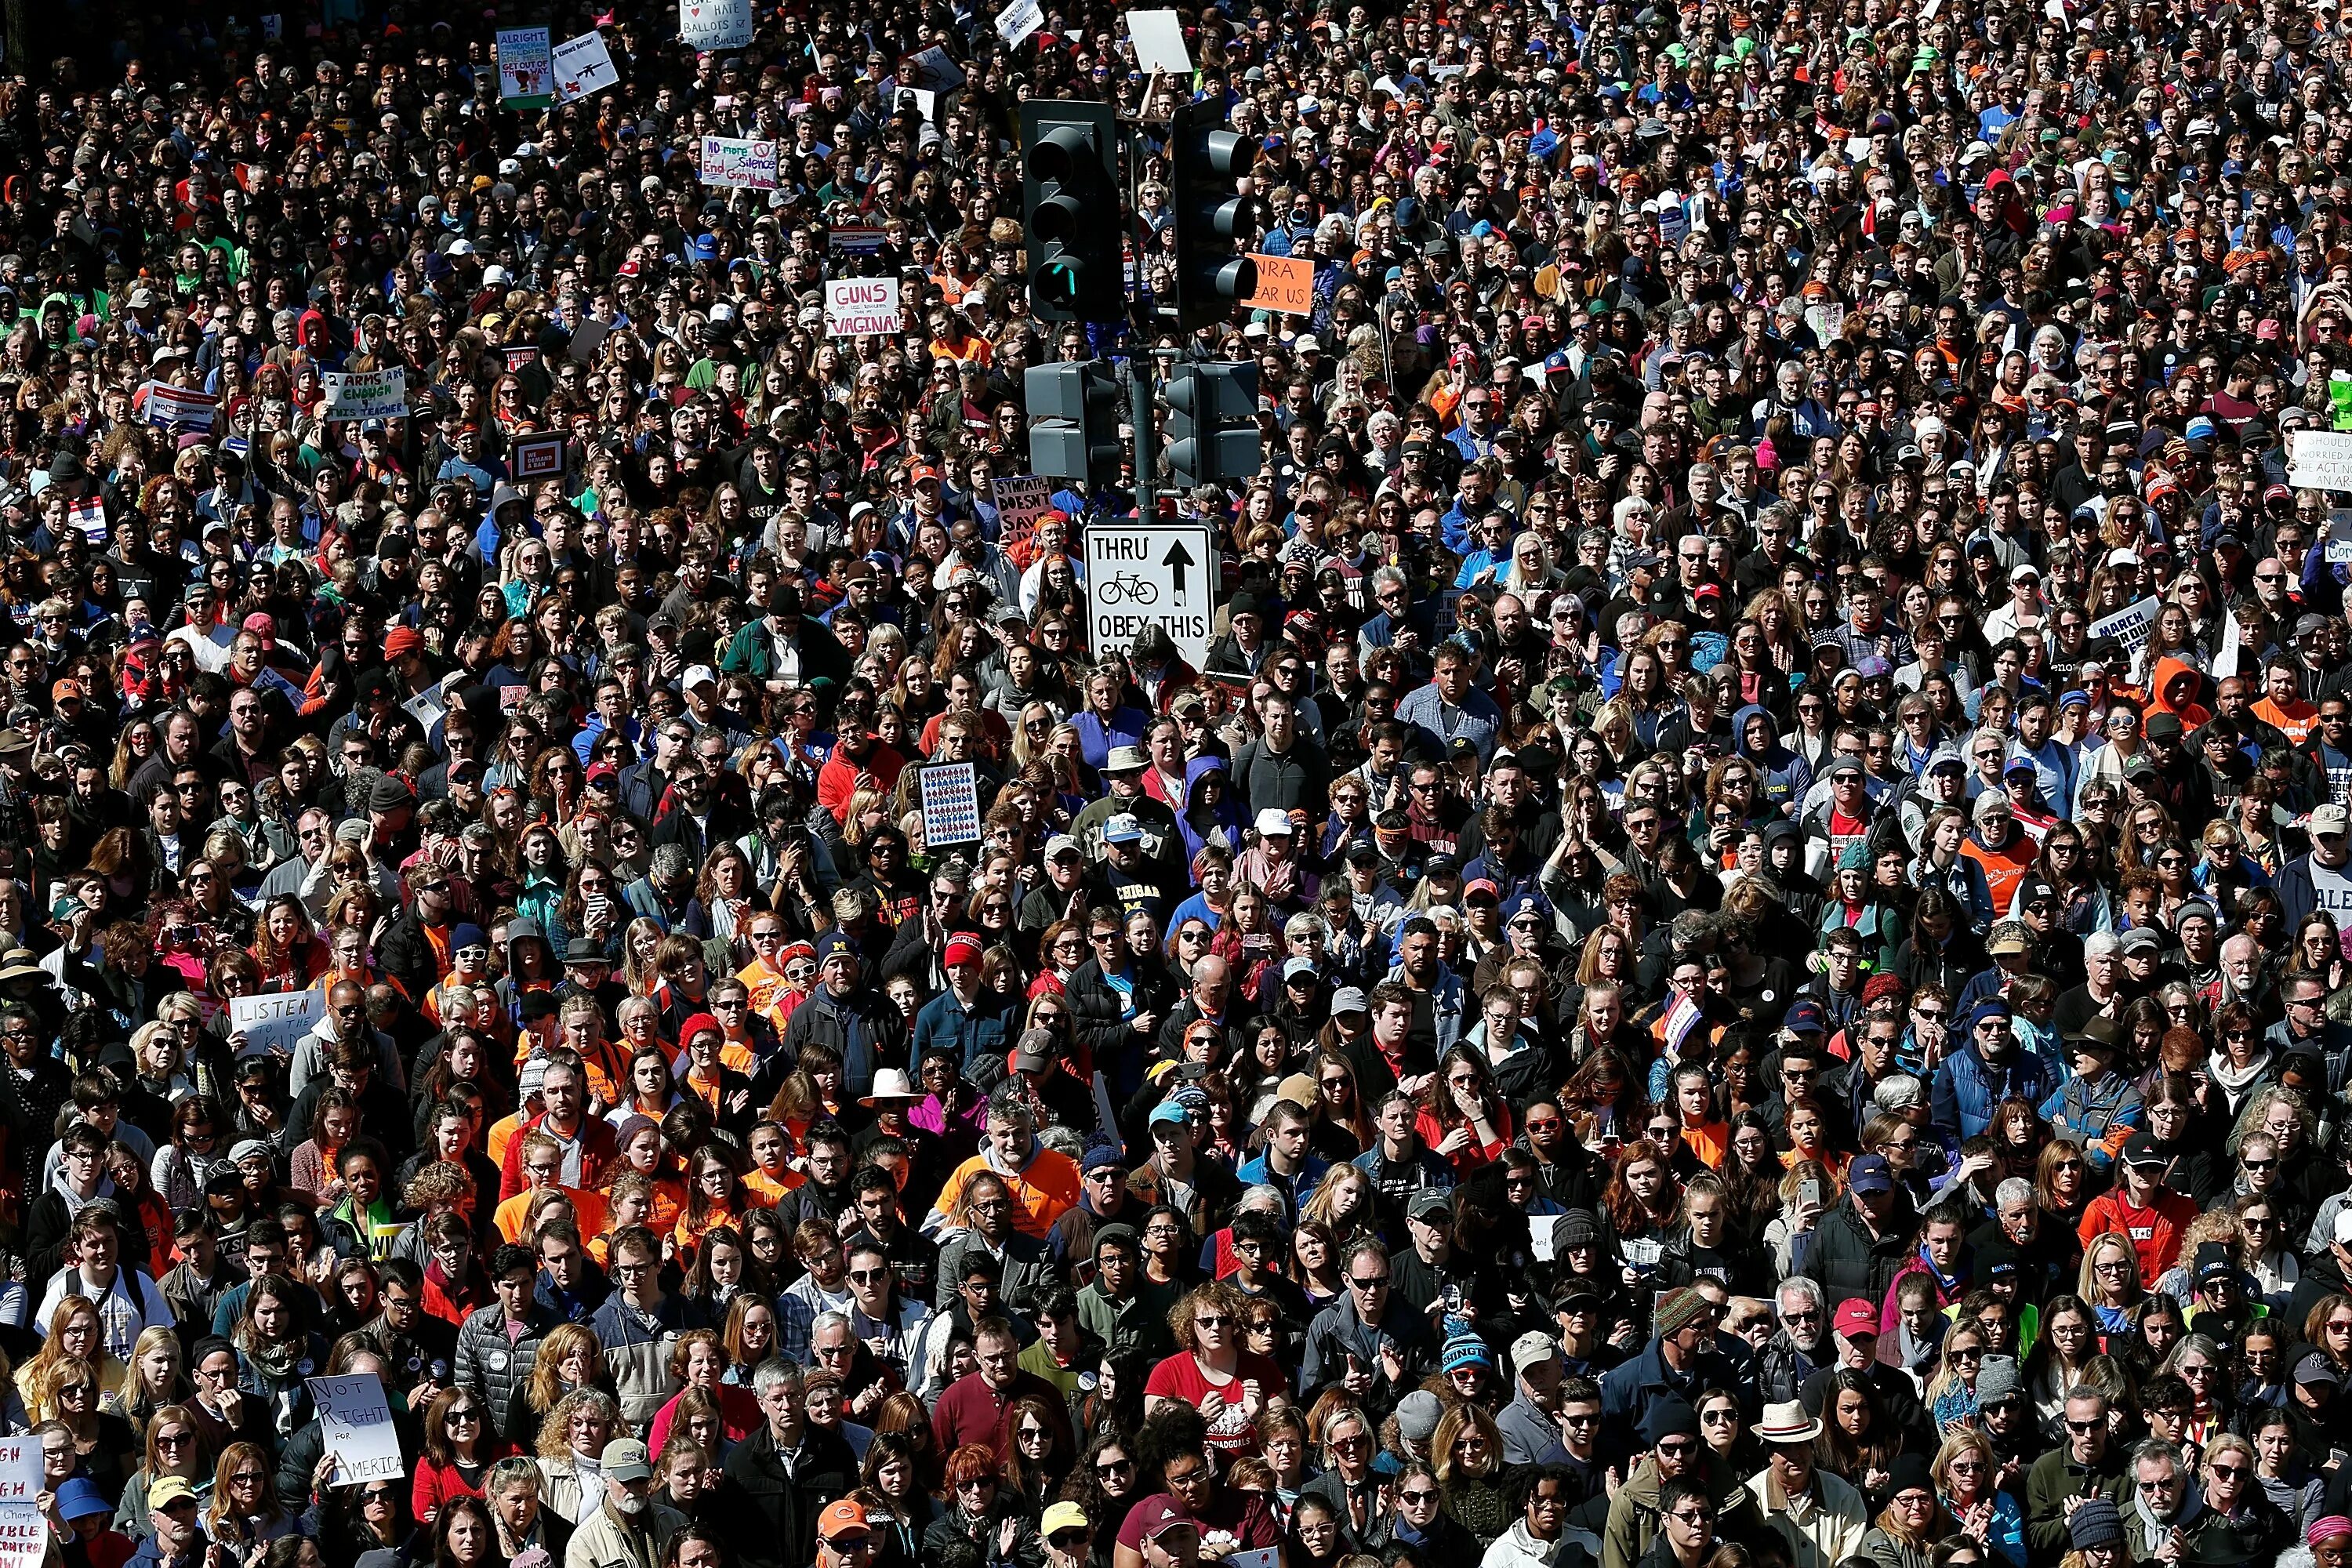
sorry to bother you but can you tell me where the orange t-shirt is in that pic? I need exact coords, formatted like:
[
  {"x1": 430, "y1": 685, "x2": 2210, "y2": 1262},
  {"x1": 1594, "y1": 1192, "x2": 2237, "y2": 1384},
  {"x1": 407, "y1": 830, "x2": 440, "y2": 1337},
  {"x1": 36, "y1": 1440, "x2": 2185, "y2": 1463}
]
[
  {"x1": 495, "y1": 1185, "x2": 609, "y2": 1244},
  {"x1": 2256, "y1": 695, "x2": 2318, "y2": 746}
]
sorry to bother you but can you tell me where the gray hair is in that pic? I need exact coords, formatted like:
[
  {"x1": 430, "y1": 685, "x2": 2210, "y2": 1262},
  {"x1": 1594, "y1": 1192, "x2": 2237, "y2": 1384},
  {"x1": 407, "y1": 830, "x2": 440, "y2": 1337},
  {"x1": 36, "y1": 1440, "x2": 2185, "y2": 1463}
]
[
  {"x1": 1994, "y1": 1178, "x2": 2035, "y2": 1212},
  {"x1": 1775, "y1": 1277, "x2": 1824, "y2": 1316},
  {"x1": 809, "y1": 1312, "x2": 853, "y2": 1345},
  {"x1": 750, "y1": 1357, "x2": 804, "y2": 1399},
  {"x1": 2132, "y1": 1437, "x2": 2183, "y2": 1475},
  {"x1": 2084, "y1": 931, "x2": 2122, "y2": 960},
  {"x1": 649, "y1": 844, "x2": 694, "y2": 884}
]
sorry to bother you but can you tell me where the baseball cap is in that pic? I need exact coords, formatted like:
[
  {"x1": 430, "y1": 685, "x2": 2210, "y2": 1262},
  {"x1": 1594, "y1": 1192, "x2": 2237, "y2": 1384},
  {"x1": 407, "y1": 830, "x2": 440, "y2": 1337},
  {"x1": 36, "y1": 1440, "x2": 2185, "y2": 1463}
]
[
  {"x1": 1846, "y1": 1153, "x2": 1894, "y2": 1194},
  {"x1": 2122, "y1": 1128, "x2": 2168, "y2": 1167},
  {"x1": 2318, "y1": 804, "x2": 2352, "y2": 837},
  {"x1": 1510, "y1": 1331, "x2": 1561, "y2": 1377},
  {"x1": 1130, "y1": 1497, "x2": 1198, "y2": 1544},
  {"x1": 1040, "y1": 1503, "x2": 1089, "y2": 1538},
  {"x1": 1103, "y1": 814, "x2": 1144, "y2": 844},
  {"x1": 1834, "y1": 1300, "x2": 1879, "y2": 1338},
  {"x1": 150, "y1": 1478, "x2": 199, "y2": 1512},
  {"x1": 601, "y1": 1439, "x2": 652, "y2": 1483},
  {"x1": 818, "y1": 1499, "x2": 871, "y2": 1541}
]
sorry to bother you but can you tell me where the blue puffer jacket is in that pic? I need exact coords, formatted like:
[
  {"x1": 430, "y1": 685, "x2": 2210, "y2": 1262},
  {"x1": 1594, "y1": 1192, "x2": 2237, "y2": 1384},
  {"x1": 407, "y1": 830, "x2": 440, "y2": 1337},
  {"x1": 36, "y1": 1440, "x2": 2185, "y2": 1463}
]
[{"x1": 1929, "y1": 1042, "x2": 2056, "y2": 1145}]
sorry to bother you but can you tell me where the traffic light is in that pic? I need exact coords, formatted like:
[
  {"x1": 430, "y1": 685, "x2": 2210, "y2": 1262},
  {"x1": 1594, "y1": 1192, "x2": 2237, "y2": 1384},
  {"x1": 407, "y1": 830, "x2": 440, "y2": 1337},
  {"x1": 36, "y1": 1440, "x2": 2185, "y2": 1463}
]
[
  {"x1": 1026, "y1": 360, "x2": 1126, "y2": 488},
  {"x1": 1019, "y1": 102, "x2": 1124, "y2": 323},
  {"x1": 1167, "y1": 99, "x2": 1261, "y2": 330},
  {"x1": 1163, "y1": 363, "x2": 1262, "y2": 489}
]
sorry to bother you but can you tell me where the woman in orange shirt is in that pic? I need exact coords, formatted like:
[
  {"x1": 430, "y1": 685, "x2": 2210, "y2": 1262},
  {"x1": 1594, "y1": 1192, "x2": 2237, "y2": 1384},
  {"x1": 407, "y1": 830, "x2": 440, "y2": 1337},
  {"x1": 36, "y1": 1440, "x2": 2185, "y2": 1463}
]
[
  {"x1": 673, "y1": 1145, "x2": 748, "y2": 1264},
  {"x1": 602, "y1": 1116, "x2": 685, "y2": 1239}
]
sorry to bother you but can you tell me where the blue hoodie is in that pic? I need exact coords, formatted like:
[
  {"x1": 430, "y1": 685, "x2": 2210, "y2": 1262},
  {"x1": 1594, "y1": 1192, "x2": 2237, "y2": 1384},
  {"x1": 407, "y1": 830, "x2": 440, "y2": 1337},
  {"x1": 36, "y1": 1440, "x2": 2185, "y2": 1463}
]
[
  {"x1": 1732, "y1": 703, "x2": 1812, "y2": 815},
  {"x1": 1177, "y1": 754, "x2": 1243, "y2": 866}
]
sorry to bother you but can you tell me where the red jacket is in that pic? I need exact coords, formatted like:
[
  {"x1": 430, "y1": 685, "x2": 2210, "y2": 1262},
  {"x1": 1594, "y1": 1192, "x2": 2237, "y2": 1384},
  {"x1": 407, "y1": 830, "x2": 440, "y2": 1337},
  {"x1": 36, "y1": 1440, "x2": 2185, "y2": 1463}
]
[{"x1": 495, "y1": 1112, "x2": 620, "y2": 1203}]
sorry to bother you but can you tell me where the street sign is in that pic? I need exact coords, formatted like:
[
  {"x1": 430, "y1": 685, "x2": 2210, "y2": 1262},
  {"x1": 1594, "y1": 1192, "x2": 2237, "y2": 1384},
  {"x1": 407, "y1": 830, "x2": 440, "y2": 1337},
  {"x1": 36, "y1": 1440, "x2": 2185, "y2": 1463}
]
[{"x1": 1084, "y1": 522, "x2": 1216, "y2": 668}]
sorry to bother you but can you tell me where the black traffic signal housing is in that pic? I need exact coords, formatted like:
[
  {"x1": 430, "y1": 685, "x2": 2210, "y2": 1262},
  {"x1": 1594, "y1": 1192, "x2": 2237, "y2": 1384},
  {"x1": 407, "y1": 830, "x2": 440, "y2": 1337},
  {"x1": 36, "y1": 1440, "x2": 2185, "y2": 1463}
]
[
  {"x1": 1025, "y1": 360, "x2": 1126, "y2": 489},
  {"x1": 1167, "y1": 99, "x2": 1261, "y2": 330},
  {"x1": 1020, "y1": 102, "x2": 1125, "y2": 324},
  {"x1": 1163, "y1": 362, "x2": 1262, "y2": 490}
]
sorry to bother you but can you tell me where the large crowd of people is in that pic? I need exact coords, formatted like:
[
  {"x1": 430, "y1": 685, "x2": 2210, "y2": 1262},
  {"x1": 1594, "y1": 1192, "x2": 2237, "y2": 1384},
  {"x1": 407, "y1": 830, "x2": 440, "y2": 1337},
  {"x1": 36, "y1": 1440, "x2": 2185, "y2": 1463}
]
[{"x1": 6, "y1": 3, "x2": 2352, "y2": 1568}]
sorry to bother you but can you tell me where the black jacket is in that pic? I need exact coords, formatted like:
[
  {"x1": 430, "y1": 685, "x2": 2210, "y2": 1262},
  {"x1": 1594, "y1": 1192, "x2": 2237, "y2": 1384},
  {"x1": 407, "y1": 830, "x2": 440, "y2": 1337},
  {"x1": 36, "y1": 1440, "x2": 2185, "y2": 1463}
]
[
  {"x1": 718, "y1": 1422, "x2": 860, "y2": 1568},
  {"x1": 1802, "y1": 1190, "x2": 1920, "y2": 1309}
]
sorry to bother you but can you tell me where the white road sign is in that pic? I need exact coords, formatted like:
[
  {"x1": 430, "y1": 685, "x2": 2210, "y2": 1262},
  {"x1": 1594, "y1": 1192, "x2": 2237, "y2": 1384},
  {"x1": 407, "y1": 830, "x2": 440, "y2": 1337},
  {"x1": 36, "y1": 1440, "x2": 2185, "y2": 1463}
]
[{"x1": 1083, "y1": 522, "x2": 1216, "y2": 668}]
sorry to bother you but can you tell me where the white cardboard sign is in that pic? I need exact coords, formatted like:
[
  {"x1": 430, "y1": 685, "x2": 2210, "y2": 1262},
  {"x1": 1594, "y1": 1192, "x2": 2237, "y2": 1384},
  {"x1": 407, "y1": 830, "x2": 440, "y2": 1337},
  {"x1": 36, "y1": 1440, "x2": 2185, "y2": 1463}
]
[
  {"x1": 310, "y1": 1374, "x2": 405, "y2": 1484},
  {"x1": 230, "y1": 988, "x2": 325, "y2": 1058},
  {"x1": 824, "y1": 277, "x2": 903, "y2": 337}
]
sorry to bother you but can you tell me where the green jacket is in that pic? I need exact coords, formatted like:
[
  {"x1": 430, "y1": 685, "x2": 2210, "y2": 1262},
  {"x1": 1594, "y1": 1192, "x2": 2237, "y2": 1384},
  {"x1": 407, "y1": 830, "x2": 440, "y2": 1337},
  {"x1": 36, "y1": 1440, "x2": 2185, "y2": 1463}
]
[
  {"x1": 1602, "y1": 1451, "x2": 1766, "y2": 1568},
  {"x1": 2024, "y1": 1446, "x2": 2128, "y2": 1564}
]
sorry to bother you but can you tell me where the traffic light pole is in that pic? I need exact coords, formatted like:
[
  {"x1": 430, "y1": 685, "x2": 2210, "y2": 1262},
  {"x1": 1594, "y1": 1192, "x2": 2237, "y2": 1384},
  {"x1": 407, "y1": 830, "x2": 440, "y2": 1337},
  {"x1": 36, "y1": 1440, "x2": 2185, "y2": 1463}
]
[{"x1": 1127, "y1": 356, "x2": 1156, "y2": 525}]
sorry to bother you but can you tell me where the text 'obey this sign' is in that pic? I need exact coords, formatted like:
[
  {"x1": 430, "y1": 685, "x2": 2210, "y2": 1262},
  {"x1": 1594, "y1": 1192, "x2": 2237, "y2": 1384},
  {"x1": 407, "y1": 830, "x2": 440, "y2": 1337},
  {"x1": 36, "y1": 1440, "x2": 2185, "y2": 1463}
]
[
  {"x1": 1083, "y1": 522, "x2": 1217, "y2": 668},
  {"x1": 824, "y1": 277, "x2": 903, "y2": 337}
]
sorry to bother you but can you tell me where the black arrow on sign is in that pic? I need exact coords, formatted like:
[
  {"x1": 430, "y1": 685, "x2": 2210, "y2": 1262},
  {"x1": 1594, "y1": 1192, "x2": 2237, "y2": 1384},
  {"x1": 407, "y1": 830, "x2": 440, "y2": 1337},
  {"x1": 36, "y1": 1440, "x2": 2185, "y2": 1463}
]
[{"x1": 1163, "y1": 539, "x2": 1194, "y2": 597}]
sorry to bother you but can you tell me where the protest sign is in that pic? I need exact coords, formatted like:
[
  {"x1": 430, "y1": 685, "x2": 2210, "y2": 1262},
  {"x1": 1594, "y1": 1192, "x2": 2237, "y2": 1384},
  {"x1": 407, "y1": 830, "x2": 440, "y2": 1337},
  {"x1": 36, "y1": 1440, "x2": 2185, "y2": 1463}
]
[
  {"x1": 230, "y1": 988, "x2": 325, "y2": 1058},
  {"x1": 993, "y1": 474, "x2": 1053, "y2": 555},
  {"x1": 1127, "y1": 9, "x2": 1192, "y2": 71},
  {"x1": 323, "y1": 370, "x2": 408, "y2": 423},
  {"x1": 900, "y1": 45, "x2": 965, "y2": 90},
  {"x1": 679, "y1": 0, "x2": 751, "y2": 49},
  {"x1": 2088, "y1": 596, "x2": 2160, "y2": 662},
  {"x1": 996, "y1": 0, "x2": 1044, "y2": 48},
  {"x1": 403, "y1": 682, "x2": 448, "y2": 735},
  {"x1": 2292, "y1": 430, "x2": 2352, "y2": 492},
  {"x1": 1244, "y1": 253, "x2": 1314, "y2": 315},
  {"x1": 920, "y1": 762, "x2": 982, "y2": 848},
  {"x1": 145, "y1": 383, "x2": 217, "y2": 434},
  {"x1": 825, "y1": 277, "x2": 903, "y2": 336},
  {"x1": 512, "y1": 433, "x2": 565, "y2": 481},
  {"x1": 551, "y1": 31, "x2": 619, "y2": 104},
  {"x1": 699, "y1": 135, "x2": 778, "y2": 191},
  {"x1": 495, "y1": 27, "x2": 553, "y2": 108},
  {"x1": 308, "y1": 1374, "x2": 405, "y2": 1484},
  {"x1": 66, "y1": 497, "x2": 106, "y2": 544},
  {"x1": 0, "y1": 1437, "x2": 42, "y2": 1568}
]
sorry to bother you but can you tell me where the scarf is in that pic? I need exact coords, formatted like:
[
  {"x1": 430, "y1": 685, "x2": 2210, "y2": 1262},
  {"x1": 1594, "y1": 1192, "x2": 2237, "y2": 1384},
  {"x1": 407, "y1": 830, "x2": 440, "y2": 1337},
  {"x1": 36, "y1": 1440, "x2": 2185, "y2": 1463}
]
[
  {"x1": 2208, "y1": 1047, "x2": 2273, "y2": 1098},
  {"x1": 2132, "y1": 1482, "x2": 2204, "y2": 1541}
]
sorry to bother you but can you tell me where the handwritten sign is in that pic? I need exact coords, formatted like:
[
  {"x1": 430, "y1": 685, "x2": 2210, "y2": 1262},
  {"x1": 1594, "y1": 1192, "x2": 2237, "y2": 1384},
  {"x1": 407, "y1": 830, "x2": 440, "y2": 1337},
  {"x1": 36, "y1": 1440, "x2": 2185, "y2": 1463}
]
[
  {"x1": 825, "y1": 276, "x2": 903, "y2": 337},
  {"x1": 920, "y1": 762, "x2": 982, "y2": 848},
  {"x1": 700, "y1": 135, "x2": 778, "y2": 191},
  {"x1": 0, "y1": 1439, "x2": 39, "y2": 1500},
  {"x1": 0, "y1": 1438, "x2": 45, "y2": 1568},
  {"x1": 2292, "y1": 431, "x2": 2352, "y2": 493},
  {"x1": 1245, "y1": 253, "x2": 1314, "y2": 316},
  {"x1": 495, "y1": 27, "x2": 553, "y2": 108},
  {"x1": 230, "y1": 988, "x2": 325, "y2": 1058},
  {"x1": 550, "y1": 31, "x2": 619, "y2": 105},
  {"x1": 679, "y1": 0, "x2": 751, "y2": 48},
  {"x1": 308, "y1": 1374, "x2": 405, "y2": 1484},
  {"x1": 996, "y1": 0, "x2": 1043, "y2": 47},
  {"x1": 994, "y1": 475, "x2": 1053, "y2": 556},
  {"x1": 323, "y1": 370, "x2": 408, "y2": 423}
]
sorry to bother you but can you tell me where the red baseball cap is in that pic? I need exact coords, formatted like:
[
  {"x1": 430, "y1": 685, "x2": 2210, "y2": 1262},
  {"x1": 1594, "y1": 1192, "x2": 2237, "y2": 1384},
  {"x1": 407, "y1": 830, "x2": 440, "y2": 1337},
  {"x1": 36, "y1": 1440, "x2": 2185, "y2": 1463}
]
[{"x1": 1834, "y1": 1300, "x2": 1880, "y2": 1338}]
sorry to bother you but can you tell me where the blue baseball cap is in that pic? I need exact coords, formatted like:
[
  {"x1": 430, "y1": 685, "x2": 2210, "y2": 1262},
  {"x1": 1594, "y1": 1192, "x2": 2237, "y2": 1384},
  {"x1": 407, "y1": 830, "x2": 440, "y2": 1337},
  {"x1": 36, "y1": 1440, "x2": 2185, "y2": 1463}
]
[{"x1": 1783, "y1": 1000, "x2": 1828, "y2": 1035}]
